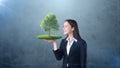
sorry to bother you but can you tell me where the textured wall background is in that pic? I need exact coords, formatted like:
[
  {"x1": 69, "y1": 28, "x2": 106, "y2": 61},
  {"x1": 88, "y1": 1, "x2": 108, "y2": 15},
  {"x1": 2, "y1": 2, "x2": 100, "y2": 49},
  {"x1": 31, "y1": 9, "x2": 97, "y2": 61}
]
[{"x1": 0, "y1": 0, "x2": 120, "y2": 68}]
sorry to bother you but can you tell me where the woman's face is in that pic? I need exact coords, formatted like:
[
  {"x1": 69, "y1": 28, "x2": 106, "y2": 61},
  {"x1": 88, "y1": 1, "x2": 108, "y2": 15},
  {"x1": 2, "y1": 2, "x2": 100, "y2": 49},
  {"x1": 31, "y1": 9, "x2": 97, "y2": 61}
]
[{"x1": 63, "y1": 21, "x2": 74, "y2": 35}]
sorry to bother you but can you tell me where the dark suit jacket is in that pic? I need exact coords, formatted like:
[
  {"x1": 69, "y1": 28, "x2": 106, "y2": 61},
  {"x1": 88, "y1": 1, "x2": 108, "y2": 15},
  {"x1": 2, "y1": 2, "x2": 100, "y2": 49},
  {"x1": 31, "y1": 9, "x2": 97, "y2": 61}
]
[{"x1": 53, "y1": 38, "x2": 87, "y2": 68}]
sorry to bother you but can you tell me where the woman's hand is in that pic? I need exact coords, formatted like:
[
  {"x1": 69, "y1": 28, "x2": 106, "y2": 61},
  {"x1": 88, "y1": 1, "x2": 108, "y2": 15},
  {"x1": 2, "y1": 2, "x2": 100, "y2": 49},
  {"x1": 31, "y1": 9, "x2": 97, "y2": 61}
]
[
  {"x1": 44, "y1": 39, "x2": 56, "y2": 43},
  {"x1": 43, "y1": 39, "x2": 58, "y2": 51}
]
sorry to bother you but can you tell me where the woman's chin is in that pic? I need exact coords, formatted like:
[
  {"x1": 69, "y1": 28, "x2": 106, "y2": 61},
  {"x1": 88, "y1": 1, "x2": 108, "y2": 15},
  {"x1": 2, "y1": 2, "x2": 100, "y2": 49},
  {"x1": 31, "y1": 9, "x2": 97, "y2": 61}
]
[{"x1": 63, "y1": 32, "x2": 68, "y2": 35}]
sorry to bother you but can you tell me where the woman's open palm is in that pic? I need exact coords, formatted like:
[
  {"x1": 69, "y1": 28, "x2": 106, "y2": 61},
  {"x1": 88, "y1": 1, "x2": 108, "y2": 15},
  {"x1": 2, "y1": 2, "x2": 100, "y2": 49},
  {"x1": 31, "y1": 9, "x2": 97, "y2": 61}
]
[{"x1": 44, "y1": 39, "x2": 56, "y2": 43}]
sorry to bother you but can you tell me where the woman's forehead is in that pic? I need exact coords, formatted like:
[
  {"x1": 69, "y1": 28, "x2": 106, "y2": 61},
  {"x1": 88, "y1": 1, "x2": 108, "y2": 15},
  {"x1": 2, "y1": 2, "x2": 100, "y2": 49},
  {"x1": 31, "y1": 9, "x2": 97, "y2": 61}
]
[
  {"x1": 64, "y1": 21, "x2": 72, "y2": 28},
  {"x1": 64, "y1": 21, "x2": 69, "y2": 25}
]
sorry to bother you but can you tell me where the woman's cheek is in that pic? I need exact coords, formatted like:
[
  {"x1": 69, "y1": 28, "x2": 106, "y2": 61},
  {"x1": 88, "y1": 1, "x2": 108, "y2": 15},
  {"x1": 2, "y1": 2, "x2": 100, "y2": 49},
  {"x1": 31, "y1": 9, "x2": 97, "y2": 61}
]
[
  {"x1": 64, "y1": 30, "x2": 67, "y2": 35},
  {"x1": 64, "y1": 30, "x2": 68, "y2": 35}
]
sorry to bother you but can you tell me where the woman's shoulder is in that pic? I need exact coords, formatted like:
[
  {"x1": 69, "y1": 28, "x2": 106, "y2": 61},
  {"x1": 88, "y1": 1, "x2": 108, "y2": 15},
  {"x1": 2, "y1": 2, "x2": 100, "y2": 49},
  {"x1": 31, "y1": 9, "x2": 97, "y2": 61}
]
[
  {"x1": 61, "y1": 37, "x2": 67, "y2": 42},
  {"x1": 60, "y1": 38, "x2": 67, "y2": 44},
  {"x1": 77, "y1": 38, "x2": 87, "y2": 46}
]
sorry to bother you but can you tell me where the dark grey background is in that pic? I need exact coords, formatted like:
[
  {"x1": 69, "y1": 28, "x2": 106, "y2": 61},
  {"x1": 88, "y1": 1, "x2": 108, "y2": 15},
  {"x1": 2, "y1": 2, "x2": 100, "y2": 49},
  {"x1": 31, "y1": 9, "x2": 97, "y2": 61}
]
[{"x1": 0, "y1": 0, "x2": 120, "y2": 68}]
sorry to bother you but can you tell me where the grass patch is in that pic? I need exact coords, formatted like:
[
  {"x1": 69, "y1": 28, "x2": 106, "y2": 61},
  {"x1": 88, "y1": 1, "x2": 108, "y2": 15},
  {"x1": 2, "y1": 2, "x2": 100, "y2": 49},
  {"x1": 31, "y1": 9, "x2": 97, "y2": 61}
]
[{"x1": 37, "y1": 34, "x2": 62, "y2": 39}]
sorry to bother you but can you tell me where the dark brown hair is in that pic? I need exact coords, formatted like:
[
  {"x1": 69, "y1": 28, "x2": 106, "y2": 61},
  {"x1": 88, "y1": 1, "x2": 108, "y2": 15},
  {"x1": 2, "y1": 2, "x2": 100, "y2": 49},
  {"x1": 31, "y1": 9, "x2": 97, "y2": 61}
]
[{"x1": 65, "y1": 19, "x2": 81, "y2": 40}]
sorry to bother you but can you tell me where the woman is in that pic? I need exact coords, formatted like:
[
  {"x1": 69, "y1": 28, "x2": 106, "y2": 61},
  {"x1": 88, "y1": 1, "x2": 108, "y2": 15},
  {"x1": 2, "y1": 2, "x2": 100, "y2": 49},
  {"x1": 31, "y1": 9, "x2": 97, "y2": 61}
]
[{"x1": 46, "y1": 19, "x2": 87, "y2": 68}]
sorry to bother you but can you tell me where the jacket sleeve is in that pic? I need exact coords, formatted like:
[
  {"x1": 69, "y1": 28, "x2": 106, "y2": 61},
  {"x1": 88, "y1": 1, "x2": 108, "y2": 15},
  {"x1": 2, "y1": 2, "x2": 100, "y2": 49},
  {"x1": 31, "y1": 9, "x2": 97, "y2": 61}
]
[
  {"x1": 53, "y1": 39, "x2": 64, "y2": 60},
  {"x1": 79, "y1": 40, "x2": 87, "y2": 68}
]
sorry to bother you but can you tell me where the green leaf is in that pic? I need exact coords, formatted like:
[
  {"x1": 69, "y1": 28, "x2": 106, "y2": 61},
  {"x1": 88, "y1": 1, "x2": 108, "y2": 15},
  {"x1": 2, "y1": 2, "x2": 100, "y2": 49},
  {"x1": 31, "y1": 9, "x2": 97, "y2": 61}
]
[{"x1": 40, "y1": 13, "x2": 59, "y2": 34}]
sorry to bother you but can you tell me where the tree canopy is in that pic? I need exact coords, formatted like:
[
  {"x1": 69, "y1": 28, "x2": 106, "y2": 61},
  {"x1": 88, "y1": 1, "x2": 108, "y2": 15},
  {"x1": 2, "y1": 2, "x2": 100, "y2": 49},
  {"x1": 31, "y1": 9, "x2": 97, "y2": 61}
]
[{"x1": 40, "y1": 13, "x2": 59, "y2": 35}]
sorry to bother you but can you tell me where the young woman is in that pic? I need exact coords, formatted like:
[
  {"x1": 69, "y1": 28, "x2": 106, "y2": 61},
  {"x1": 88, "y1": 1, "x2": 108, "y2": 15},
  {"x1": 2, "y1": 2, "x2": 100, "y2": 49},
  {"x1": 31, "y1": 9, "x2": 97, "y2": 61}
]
[{"x1": 46, "y1": 19, "x2": 87, "y2": 68}]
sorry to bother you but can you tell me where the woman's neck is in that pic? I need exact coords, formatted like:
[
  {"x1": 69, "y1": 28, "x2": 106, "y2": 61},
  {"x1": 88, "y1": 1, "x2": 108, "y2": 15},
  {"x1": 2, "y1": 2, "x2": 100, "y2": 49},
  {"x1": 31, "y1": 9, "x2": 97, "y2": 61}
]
[{"x1": 68, "y1": 33, "x2": 74, "y2": 41}]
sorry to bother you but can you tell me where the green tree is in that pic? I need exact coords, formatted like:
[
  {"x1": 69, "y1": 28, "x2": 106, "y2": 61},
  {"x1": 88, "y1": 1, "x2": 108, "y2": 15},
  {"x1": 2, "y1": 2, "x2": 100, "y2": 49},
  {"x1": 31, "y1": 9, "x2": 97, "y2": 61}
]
[{"x1": 40, "y1": 13, "x2": 59, "y2": 36}]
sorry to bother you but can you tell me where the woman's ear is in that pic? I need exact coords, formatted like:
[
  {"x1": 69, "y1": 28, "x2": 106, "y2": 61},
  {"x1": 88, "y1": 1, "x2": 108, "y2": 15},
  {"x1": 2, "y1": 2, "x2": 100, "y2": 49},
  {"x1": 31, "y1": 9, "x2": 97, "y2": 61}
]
[{"x1": 72, "y1": 27, "x2": 74, "y2": 31}]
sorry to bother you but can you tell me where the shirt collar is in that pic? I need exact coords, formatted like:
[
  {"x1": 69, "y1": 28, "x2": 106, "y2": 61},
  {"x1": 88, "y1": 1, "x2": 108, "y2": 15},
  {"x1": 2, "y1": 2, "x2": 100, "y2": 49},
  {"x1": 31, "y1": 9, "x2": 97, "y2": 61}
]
[{"x1": 66, "y1": 37, "x2": 77, "y2": 42}]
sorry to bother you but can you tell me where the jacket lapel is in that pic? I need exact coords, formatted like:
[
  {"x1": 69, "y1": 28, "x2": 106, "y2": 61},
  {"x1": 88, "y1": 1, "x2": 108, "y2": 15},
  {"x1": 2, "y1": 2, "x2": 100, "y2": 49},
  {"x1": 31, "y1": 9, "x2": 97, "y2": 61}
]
[{"x1": 68, "y1": 41, "x2": 76, "y2": 56}]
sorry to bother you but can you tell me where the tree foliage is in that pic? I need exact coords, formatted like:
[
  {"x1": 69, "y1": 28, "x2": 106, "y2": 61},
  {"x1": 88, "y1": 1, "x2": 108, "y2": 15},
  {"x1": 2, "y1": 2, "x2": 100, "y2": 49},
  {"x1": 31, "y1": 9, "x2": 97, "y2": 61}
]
[{"x1": 40, "y1": 13, "x2": 59, "y2": 35}]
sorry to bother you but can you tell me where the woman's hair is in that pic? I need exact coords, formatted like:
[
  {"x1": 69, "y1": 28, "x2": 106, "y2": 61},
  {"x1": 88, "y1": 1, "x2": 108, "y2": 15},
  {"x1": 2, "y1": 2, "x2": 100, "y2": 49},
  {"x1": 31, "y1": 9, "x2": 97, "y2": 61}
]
[{"x1": 65, "y1": 19, "x2": 81, "y2": 40}]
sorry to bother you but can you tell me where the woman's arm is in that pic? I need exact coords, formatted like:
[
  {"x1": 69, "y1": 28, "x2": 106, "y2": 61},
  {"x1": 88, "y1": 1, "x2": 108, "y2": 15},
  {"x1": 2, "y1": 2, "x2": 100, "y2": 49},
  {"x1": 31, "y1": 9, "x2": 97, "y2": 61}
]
[
  {"x1": 44, "y1": 39, "x2": 64, "y2": 60},
  {"x1": 53, "y1": 39, "x2": 64, "y2": 60},
  {"x1": 52, "y1": 41, "x2": 58, "y2": 51},
  {"x1": 44, "y1": 39, "x2": 58, "y2": 51}
]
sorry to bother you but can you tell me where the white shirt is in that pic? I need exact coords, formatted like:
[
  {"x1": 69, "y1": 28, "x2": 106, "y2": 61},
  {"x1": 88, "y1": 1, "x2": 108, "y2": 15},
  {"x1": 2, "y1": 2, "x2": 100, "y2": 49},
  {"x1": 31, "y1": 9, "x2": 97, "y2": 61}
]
[{"x1": 66, "y1": 38, "x2": 77, "y2": 55}]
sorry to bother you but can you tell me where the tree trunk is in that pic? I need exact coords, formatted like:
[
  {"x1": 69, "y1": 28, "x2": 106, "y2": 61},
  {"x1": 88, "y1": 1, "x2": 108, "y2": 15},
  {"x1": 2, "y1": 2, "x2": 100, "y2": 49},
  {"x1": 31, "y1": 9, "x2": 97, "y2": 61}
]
[
  {"x1": 48, "y1": 29, "x2": 50, "y2": 36},
  {"x1": 48, "y1": 23, "x2": 50, "y2": 36}
]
